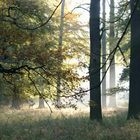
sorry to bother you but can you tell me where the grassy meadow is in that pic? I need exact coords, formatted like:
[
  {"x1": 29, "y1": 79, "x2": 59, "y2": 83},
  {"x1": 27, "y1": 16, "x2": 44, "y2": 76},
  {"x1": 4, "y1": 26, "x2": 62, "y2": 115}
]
[{"x1": 0, "y1": 106, "x2": 140, "y2": 140}]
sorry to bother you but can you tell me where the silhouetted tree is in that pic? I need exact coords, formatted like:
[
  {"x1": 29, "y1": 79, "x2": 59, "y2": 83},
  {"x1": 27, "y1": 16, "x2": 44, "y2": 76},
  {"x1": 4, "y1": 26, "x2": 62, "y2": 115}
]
[
  {"x1": 89, "y1": 0, "x2": 102, "y2": 120},
  {"x1": 127, "y1": 0, "x2": 140, "y2": 119}
]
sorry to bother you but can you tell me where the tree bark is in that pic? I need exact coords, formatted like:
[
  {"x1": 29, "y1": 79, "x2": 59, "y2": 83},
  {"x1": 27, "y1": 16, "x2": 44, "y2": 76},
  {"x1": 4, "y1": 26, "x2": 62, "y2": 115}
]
[
  {"x1": 127, "y1": 0, "x2": 140, "y2": 119},
  {"x1": 89, "y1": 0, "x2": 102, "y2": 120}
]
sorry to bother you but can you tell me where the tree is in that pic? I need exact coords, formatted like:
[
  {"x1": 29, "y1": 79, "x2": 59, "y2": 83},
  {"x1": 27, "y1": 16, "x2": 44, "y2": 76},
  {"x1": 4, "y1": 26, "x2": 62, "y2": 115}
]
[
  {"x1": 127, "y1": 0, "x2": 140, "y2": 119},
  {"x1": 101, "y1": 0, "x2": 107, "y2": 108},
  {"x1": 0, "y1": 0, "x2": 58, "y2": 108},
  {"x1": 11, "y1": 75, "x2": 21, "y2": 109},
  {"x1": 0, "y1": 0, "x2": 89, "y2": 109},
  {"x1": 89, "y1": 0, "x2": 102, "y2": 120},
  {"x1": 56, "y1": 0, "x2": 65, "y2": 108},
  {"x1": 108, "y1": 0, "x2": 117, "y2": 108},
  {"x1": 38, "y1": 78, "x2": 45, "y2": 108}
]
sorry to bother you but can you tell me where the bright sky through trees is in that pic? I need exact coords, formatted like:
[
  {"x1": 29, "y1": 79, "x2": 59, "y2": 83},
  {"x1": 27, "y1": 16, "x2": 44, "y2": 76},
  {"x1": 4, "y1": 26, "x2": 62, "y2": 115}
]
[
  {"x1": 65, "y1": 0, "x2": 120, "y2": 25},
  {"x1": 66, "y1": 0, "x2": 90, "y2": 24}
]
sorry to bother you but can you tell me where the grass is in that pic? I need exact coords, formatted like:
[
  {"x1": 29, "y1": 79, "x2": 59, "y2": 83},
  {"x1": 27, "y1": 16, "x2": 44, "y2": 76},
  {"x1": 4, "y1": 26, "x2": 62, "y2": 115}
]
[{"x1": 0, "y1": 106, "x2": 140, "y2": 140}]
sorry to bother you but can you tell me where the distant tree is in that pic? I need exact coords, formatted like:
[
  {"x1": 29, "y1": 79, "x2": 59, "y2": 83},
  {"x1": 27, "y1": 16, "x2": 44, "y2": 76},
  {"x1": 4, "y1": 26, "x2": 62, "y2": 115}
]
[
  {"x1": 56, "y1": 0, "x2": 65, "y2": 108},
  {"x1": 38, "y1": 78, "x2": 45, "y2": 108},
  {"x1": 127, "y1": 0, "x2": 140, "y2": 119},
  {"x1": 101, "y1": 0, "x2": 107, "y2": 108},
  {"x1": 10, "y1": 75, "x2": 23, "y2": 109},
  {"x1": 108, "y1": 0, "x2": 117, "y2": 108},
  {"x1": 11, "y1": 85, "x2": 20, "y2": 109},
  {"x1": 89, "y1": 0, "x2": 102, "y2": 120}
]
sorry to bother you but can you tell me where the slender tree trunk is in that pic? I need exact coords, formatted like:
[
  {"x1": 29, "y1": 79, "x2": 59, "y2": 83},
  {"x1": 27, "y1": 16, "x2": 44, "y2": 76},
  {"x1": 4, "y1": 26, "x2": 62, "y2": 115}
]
[
  {"x1": 101, "y1": 0, "x2": 107, "y2": 108},
  {"x1": 127, "y1": 0, "x2": 140, "y2": 119},
  {"x1": 38, "y1": 79, "x2": 45, "y2": 108},
  {"x1": 89, "y1": 0, "x2": 102, "y2": 120},
  {"x1": 56, "y1": 0, "x2": 65, "y2": 108},
  {"x1": 108, "y1": 0, "x2": 116, "y2": 108}
]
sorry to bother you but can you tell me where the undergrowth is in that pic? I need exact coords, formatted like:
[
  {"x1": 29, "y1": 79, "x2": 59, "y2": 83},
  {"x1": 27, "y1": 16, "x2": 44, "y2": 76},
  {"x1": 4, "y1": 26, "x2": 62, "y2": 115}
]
[{"x1": 0, "y1": 107, "x2": 140, "y2": 140}]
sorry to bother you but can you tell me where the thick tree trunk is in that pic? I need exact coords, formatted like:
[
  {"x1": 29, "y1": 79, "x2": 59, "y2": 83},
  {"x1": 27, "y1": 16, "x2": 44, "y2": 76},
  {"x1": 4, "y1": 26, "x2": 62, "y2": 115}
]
[
  {"x1": 11, "y1": 87, "x2": 20, "y2": 109},
  {"x1": 108, "y1": 0, "x2": 116, "y2": 108},
  {"x1": 38, "y1": 95, "x2": 45, "y2": 108},
  {"x1": 89, "y1": 0, "x2": 102, "y2": 120},
  {"x1": 127, "y1": 0, "x2": 140, "y2": 119},
  {"x1": 101, "y1": 0, "x2": 107, "y2": 108}
]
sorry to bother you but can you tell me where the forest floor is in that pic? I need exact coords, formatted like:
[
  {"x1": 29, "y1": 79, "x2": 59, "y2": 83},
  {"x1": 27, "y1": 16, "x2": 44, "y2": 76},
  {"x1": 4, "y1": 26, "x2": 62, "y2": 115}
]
[{"x1": 0, "y1": 106, "x2": 139, "y2": 140}]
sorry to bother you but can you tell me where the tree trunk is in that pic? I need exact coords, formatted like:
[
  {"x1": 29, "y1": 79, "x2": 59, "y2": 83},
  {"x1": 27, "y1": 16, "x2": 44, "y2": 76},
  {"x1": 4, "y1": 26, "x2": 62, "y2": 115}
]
[
  {"x1": 56, "y1": 0, "x2": 65, "y2": 108},
  {"x1": 101, "y1": 0, "x2": 107, "y2": 108},
  {"x1": 108, "y1": 0, "x2": 116, "y2": 108},
  {"x1": 89, "y1": 0, "x2": 102, "y2": 120},
  {"x1": 11, "y1": 87, "x2": 20, "y2": 109},
  {"x1": 38, "y1": 95, "x2": 45, "y2": 108},
  {"x1": 127, "y1": 0, "x2": 140, "y2": 119},
  {"x1": 38, "y1": 80, "x2": 45, "y2": 108}
]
